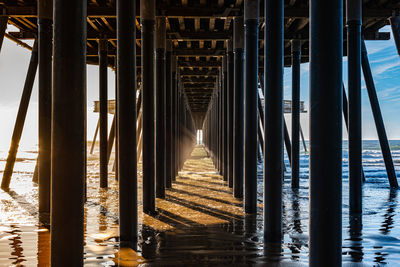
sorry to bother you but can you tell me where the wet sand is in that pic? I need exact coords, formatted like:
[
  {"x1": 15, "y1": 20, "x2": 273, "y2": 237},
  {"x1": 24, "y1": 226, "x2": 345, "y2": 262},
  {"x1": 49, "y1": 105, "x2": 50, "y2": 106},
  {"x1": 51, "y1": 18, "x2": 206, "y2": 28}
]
[{"x1": 0, "y1": 144, "x2": 400, "y2": 265}]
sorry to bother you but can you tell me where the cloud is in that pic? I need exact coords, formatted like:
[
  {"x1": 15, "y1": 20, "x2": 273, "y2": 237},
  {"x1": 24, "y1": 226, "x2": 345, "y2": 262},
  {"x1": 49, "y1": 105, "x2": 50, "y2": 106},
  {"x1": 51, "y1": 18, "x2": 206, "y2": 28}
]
[
  {"x1": 365, "y1": 40, "x2": 394, "y2": 55},
  {"x1": 372, "y1": 61, "x2": 400, "y2": 75},
  {"x1": 370, "y1": 54, "x2": 399, "y2": 64}
]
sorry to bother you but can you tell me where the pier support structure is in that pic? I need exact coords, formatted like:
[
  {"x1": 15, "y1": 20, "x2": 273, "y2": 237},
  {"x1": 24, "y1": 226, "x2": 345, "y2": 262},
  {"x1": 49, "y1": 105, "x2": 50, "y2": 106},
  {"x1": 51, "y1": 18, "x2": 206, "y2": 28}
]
[
  {"x1": 361, "y1": 40, "x2": 399, "y2": 188},
  {"x1": 1, "y1": 41, "x2": 38, "y2": 190},
  {"x1": 218, "y1": 55, "x2": 228, "y2": 179},
  {"x1": 264, "y1": 0, "x2": 284, "y2": 243},
  {"x1": 233, "y1": 19, "x2": 244, "y2": 198},
  {"x1": 347, "y1": 0, "x2": 363, "y2": 215},
  {"x1": 222, "y1": 55, "x2": 227, "y2": 179},
  {"x1": 38, "y1": 0, "x2": 52, "y2": 223},
  {"x1": 155, "y1": 16, "x2": 166, "y2": 198},
  {"x1": 309, "y1": 0, "x2": 343, "y2": 265},
  {"x1": 99, "y1": 37, "x2": 108, "y2": 189},
  {"x1": 141, "y1": 0, "x2": 156, "y2": 213},
  {"x1": 291, "y1": 40, "x2": 301, "y2": 189},
  {"x1": 244, "y1": 0, "x2": 259, "y2": 214},
  {"x1": 171, "y1": 56, "x2": 178, "y2": 180},
  {"x1": 227, "y1": 40, "x2": 234, "y2": 186},
  {"x1": 117, "y1": 0, "x2": 137, "y2": 249},
  {"x1": 51, "y1": 0, "x2": 87, "y2": 265},
  {"x1": 165, "y1": 40, "x2": 173, "y2": 188}
]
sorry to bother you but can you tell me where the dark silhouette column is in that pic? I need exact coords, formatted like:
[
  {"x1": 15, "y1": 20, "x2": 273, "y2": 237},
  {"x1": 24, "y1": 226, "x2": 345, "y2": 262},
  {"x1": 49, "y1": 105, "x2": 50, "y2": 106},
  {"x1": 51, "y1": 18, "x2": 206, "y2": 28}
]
[
  {"x1": 165, "y1": 40, "x2": 173, "y2": 188},
  {"x1": 291, "y1": 40, "x2": 301, "y2": 189},
  {"x1": 244, "y1": 0, "x2": 259, "y2": 214},
  {"x1": 309, "y1": 0, "x2": 343, "y2": 265},
  {"x1": 347, "y1": 0, "x2": 362, "y2": 215},
  {"x1": 227, "y1": 40, "x2": 234, "y2": 186},
  {"x1": 233, "y1": 18, "x2": 244, "y2": 198},
  {"x1": 155, "y1": 16, "x2": 166, "y2": 198},
  {"x1": 117, "y1": 0, "x2": 137, "y2": 249},
  {"x1": 51, "y1": 0, "x2": 87, "y2": 265},
  {"x1": 38, "y1": 0, "x2": 52, "y2": 224},
  {"x1": 264, "y1": 0, "x2": 284, "y2": 243},
  {"x1": 171, "y1": 56, "x2": 178, "y2": 180},
  {"x1": 141, "y1": 0, "x2": 156, "y2": 214},
  {"x1": 222, "y1": 54, "x2": 228, "y2": 179},
  {"x1": 99, "y1": 37, "x2": 108, "y2": 188}
]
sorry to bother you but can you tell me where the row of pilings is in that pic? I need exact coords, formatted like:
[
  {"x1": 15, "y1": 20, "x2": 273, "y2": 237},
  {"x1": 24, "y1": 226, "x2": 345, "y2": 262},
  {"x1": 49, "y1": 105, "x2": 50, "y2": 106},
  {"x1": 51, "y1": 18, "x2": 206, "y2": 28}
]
[
  {"x1": 0, "y1": 0, "x2": 400, "y2": 265},
  {"x1": 203, "y1": 1, "x2": 400, "y2": 266},
  {"x1": 0, "y1": 0, "x2": 199, "y2": 265}
]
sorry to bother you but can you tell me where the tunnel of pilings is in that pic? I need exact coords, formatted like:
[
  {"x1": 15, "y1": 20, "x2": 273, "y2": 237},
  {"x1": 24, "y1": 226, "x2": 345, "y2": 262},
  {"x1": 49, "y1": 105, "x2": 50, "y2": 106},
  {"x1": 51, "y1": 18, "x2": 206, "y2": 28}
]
[{"x1": 1, "y1": 0, "x2": 400, "y2": 266}]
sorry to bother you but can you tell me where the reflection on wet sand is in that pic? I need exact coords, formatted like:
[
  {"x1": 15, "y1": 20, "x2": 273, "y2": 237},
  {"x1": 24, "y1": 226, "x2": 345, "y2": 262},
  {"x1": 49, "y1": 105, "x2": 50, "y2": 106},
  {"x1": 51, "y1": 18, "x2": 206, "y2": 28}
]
[
  {"x1": 1, "y1": 145, "x2": 400, "y2": 265},
  {"x1": 0, "y1": 146, "x2": 265, "y2": 265}
]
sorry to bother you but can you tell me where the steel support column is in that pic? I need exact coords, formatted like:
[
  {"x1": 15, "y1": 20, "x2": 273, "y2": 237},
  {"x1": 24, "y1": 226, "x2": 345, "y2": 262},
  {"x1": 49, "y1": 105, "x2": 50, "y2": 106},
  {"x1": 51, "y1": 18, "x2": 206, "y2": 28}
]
[
  {"x1": 233, "y1": 18, "x2": 244, "y2": 197},
  {"x1": 117, "y1": 0, "x2": 137, "y2": 248},
  {"x1": 1, "y1": 42, "x2": 38, "y2": 190},
  {"x1": 141, "y1": 0, "x2": 156, "y2": 213},
  {"x1": 361, "y1": 40, "x2": 399, "y2": 188},
  {"x1": 51, "y1": 0, "x2": 87, "y2": 264},
  {"x1": 244, "y1": 0, "x2": 259, "y2": 214},
  {"x1": 264, "y1": 0, "x2": 284, "y2": 243},
  {"x1": 38, "y1": 0, "x2": 52, "y2": 224},
  {"x1": 155, "y1": 17, "x2": 166, "y2": 198},
  {"x1": 291, "y1": 40, "x2": 301, "y2": 189},
  {"x1": 99, "y1": 38, "x2": 108, "y2": 188},
  {"x1": 165, "y1": 41, "x2": 173, "y2": 188},
  {"x1": 219, "y1": 73, "x2": 222, "y2": 171},
  {"x1": 222, "y1": 55, "x2": 228, "y2": 179},
  {"x1": 171, "y1": 56, "x2": 178, "y2": 180},
  {"x1": 309, "y1": 0, "x2": 343, "y2": 265},
  {"x1": 347, "y1": 0, "x2": 363, "y2": 215},
  {"x1": 227, "y1": 40, "x2": 234, "y2": 186}
]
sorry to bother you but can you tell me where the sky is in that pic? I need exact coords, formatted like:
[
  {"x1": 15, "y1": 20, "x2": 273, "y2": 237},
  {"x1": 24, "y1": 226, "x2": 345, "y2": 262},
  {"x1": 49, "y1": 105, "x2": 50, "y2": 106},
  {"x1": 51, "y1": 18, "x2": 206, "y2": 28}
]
[{"x1": 0, "y1": 25, "x2": 399, "y2": 150}]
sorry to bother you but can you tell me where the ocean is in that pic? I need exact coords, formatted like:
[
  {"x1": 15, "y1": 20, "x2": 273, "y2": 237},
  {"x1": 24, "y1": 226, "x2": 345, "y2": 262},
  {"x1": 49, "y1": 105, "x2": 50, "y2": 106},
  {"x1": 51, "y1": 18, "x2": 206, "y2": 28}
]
[{"x1": 0, "y1": 140, "x2": 399, "y2": 265}]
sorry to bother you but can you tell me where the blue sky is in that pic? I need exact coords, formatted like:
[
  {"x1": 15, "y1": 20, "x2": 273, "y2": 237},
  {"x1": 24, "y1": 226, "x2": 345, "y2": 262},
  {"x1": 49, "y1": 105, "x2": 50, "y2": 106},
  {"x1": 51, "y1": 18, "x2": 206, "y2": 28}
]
[{"x1": 0, "y1": 25, "x2": 399, "y2": 150}]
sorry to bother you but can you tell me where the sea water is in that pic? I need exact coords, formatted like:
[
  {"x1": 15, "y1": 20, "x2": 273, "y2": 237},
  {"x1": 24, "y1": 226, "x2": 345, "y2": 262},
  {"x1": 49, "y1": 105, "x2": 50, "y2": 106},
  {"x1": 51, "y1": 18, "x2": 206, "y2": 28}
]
[{"x1": 0, "y1": 140, "x2": 399, "y2": 265}]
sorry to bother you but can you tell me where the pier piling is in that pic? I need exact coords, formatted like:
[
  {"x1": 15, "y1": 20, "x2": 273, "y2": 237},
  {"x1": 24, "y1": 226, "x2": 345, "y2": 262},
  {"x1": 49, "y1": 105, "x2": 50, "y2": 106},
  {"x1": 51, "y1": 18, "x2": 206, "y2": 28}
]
[
  {"x1": 165, "y1": 40, "x2": 173, "y2": 189},
  {"x1": 264, "y1": 0, "x2": 284, "y2": 243},
  {"x1": 155, "y1": 16, "x2": 166, "y2": 199},
  {"x1": 227, "y1": 39, "x2": 234, "y2": 187},
  {"x1": 99, "y1": 37, "x2": 108, "y2": 189},
  {"x1": 347, "y1": 0, "x2": 363, "y2": 215},
  {"x1": 309, "y1": 0, "x2": 343, "y2": 265},
  {"x1": 38, "y1": 0, "x2": 52, "y2": 224},
  {"x1": 233, "y1": 19, "x2": 244, "y2": 198},
  {"x1": 291, "y1": 40, "x2": 301, "y2": 189},
  {"x1": 117, "y1": 0, "x2": 138, "y2": 248},
  {"x1": 141, "y1": 0, "x2": 156, "y2": 214},
  {"x1": 51, "y1": 0, "x2": 87, "y2": 264},
  {"x1": 244, "y1": 0, "x2": 259, "y2": 214}
]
